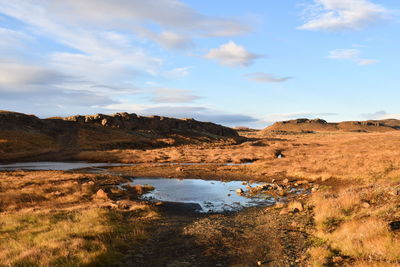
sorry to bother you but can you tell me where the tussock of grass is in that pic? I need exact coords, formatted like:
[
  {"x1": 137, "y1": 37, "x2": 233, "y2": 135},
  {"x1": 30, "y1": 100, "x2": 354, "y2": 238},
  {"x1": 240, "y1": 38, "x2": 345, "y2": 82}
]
[
  {"x1": 309, "y1": 183, "x2": 400, "y2": 265},
  {"x1": 0, "y1": 171, "x2": 156, "y2": 266},
  {"x1": 308, "y1": 247, "x2": 332, "y2": 267},
  {"x1": 311, "y1": 189, "x2": 361, "y2": 232},
  {"x1": 328, "y1": 218, "x2": 400, "y2": 262},
  {"x1": 0, "y1": 208, "x2": 148, "y2": 266}
]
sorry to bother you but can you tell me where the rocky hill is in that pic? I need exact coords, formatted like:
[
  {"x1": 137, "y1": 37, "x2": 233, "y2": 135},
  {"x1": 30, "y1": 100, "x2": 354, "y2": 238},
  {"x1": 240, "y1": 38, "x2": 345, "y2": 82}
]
[
  {"x1": 262, "y1": 118, "x2": 400, "y2": 133},
  {"x1": 0, "y1": 111, "x2": 239, "y2": 161}
]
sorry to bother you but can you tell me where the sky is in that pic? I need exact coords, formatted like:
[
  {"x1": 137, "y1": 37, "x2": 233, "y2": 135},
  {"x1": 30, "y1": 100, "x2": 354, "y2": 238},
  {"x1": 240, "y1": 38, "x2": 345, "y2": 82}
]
[{"x1": 0, "y1": 0, "x2": 399, "y2": 128}]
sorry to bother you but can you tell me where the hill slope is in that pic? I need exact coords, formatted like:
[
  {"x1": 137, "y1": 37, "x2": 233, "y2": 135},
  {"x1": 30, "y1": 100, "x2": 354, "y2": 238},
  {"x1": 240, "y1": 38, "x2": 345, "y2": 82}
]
[{"x1": 0, "y1": 111, "x2": 239, "y2": 161}]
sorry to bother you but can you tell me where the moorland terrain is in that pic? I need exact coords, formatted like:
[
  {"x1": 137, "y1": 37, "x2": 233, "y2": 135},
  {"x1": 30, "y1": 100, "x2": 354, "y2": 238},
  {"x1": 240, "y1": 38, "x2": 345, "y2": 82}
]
[{"x1": 1, "y1": 111, "x2": 400, "y2": 266}]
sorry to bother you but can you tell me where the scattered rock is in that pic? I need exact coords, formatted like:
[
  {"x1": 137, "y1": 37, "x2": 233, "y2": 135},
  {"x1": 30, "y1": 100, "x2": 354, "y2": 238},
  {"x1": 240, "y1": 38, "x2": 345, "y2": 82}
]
[
  {"x1": 102, "y1": 202, "x2": 118, "y2": 209},
  {"x1": 278, "y1": 191, "x2": 286, "y2": 196},
  {"x1": 279, "y1": 208, "x2": 289, "y2": 215},
  {"x1": 389, "y1": 221, "x2": 400, "y2": 231},
  {"x1": 95, "y1": 189, "x2": 109, "y2": 200},
  {"x1": 361, "y1": 202, "x2": 370, "y2": 208},
  {"x1": 275, "y1": 202, "x2": 285, "y2": 209},
  {"x1": 288, "y1": 201, "x2": 303, "y2": 213},
  {"x1": 388, "y1": 189, "x2": 399, "y2": 196},
  {"x1": 176, "y1": 167, "x2": 184, "y2": 172},
  {"x1": 155, "y1": 201, "x2": 164, "y2": 206},
  {"x1": 332, "y1": 256, "x2": 343, "y2": 263},
  {"x1": 290, "y1": 222, "x2": 299, "y2": 228},
  {"x1": 236, "y1": 188, "x2": 244, "y2": 194},
  {"x1": 295, "y1": 180, "x2": 309, "y2": 186},
  {"x1": 282, "y1": 178, "x2": 289, "y2": 185}
]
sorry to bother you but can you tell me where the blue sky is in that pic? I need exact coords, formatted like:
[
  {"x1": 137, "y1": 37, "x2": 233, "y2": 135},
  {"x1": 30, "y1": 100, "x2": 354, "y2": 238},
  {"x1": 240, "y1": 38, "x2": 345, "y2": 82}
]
[{"x1": 0, "y1": 0, "x2": 399, "y2": 128}]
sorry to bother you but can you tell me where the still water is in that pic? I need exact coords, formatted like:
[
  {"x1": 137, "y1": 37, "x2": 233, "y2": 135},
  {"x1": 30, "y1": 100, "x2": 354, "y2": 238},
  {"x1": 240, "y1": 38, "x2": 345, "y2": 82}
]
[{"x1": 130, "y1": 177, "x2": 275, "y2": 213}]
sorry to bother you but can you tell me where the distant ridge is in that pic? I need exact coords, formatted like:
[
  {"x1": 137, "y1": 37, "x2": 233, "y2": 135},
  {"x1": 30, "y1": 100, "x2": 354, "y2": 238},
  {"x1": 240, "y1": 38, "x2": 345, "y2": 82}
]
[{"x1": 262, "y1": 118, "x2": 400, "y2": 133}]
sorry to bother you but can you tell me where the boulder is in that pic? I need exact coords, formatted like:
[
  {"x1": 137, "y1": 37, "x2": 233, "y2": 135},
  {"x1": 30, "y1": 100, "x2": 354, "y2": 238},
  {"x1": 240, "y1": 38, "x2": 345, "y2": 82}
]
[
  {"x1": 288, "y1": 201, "x2": 304, "y2": 213},
  {"x1": 389, "y1": 221, "x2": 400, "y2": 231},
  {"x1": 95, "y1": 189, "x2": 109, "y2": 200}
]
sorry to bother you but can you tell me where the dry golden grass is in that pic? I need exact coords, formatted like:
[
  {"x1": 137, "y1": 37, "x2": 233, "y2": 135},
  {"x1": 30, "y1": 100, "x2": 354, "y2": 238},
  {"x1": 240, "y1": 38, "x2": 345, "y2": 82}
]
[
  {"x1": 309, "y1": 182, "x2": 400, "y2": 265},
  {"x1": 256, "y1": 131, "x2": 400, "y2": 181},
  {"x1": 308, "y1": 247, "x2": 332, "y2": 267},
  {"x1": 0, "y1": 171, "x2": 157, "y2": 266},
  {"x1": 75, "y1": 131, "x2": 400, "y2": 183},
  {"x1": 328, "y1": 217, "x2": 400, "y2": 261}
]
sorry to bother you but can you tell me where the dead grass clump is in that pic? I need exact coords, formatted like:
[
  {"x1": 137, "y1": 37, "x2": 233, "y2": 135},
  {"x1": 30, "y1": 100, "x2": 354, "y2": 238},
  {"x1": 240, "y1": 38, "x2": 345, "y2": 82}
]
[
  {"x1": 308, "y1": 246, "x2": 332, "y2": 267},
  {"x1": 328, "y1": 217, "x2": 400, "y2": 262},
  {"x1": 0, "y1": 208, "x2": 149, "y2": 266},
  {"x1": 311, "y1": 189, "x2": 361, "y2": 232},
  {"x1": 351, "y1": 260, "x2": 400, "y2": 267},
  {"x1": 310, "y1": 183, "x2": 400, "y2": 265}
]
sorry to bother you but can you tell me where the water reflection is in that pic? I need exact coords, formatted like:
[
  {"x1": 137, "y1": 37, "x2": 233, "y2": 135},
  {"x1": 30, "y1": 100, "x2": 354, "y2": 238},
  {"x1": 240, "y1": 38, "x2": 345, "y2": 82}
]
[{"x1": 130, "y1": 178, "x2": 275, "y2": 213}]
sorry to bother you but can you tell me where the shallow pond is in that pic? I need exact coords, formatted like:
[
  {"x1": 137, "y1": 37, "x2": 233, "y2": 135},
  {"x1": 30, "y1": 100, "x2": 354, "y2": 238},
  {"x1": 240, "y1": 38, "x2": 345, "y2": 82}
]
[{"x1": 129, "y1": 178, "x2": 275, "y2": 213}]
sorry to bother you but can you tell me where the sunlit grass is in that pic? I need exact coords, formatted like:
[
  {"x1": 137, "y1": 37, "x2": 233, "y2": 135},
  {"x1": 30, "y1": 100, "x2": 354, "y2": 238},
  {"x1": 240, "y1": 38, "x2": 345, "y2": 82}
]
[{"x1": 0, "y1": 208, "x2": 148, "y2": 266}]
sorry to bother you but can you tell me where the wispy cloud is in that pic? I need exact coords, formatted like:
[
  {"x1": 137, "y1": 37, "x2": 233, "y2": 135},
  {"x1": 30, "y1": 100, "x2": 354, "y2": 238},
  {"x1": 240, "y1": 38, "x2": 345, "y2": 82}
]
[
  {"x1": 205, "y1": 41, "x2": 263, "y2": 67},
  {"x1": 327, "y1": 48, "x2": 378, "y2": 65},
  {"x1": 150, "y1": 88, "x2": 201, "y2": 103},
  {"x1": 298, "y1": 0, "x2": 388, "y2": 31},
  {"x1": 245, "y1": 72, "x2": 292, "y2": 83},
  {"x1": 360, "y1": 110, "x2": 400, "y2": 120},
  {"x1": 163, "y1": 67, "x2": 192, "y2": 79}
]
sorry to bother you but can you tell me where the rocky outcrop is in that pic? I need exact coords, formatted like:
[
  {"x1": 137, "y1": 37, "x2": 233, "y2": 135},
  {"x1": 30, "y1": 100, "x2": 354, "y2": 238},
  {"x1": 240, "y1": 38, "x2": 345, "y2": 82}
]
[
  {"x1": 262, "y1": 118, "x2": 400, "y2": 133},
  {"x1": 0, "y1": 110, "x2": 240, "y2": 161},
  {"x1": 63, "y1": 112, "x2": 238, "y2": 138}
]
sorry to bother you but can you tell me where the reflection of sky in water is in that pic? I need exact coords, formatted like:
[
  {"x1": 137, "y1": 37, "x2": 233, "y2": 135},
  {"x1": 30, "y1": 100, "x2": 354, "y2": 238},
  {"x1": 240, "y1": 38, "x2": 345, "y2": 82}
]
[
  {"x1": 132, "y1": 178, "x2": 275, "y2": 213},
  {"x1": 0, "y1": 162, "x2": 130, "y2": 171}
]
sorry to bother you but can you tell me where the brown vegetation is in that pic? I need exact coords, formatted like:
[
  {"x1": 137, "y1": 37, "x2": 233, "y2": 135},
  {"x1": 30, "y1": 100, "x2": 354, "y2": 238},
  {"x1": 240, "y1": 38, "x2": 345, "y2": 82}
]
[{"x1": 0, "y1": 171, "x2": 158, "y2": 266}]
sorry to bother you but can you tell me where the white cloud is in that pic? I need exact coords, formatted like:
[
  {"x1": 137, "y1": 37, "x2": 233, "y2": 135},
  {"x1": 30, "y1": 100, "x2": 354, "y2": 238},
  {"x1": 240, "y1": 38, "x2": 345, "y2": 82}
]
[
  {"x1": 134, "y1": 27, "x2": 194, "y2": 50},
  {"x1": 357, "y1": 59, "x2": 379, "y2": 65},
  {"x1": 328, "y1": 48, "x2": 378, "y2": 65},
  {"x1": 157, "y1": 31, "x2": 194, "y2": 50},
  {"x1": 150, "y1": 88, "x2": 201, "y2": 103},
  {"x1": 299, "y1": 0, "x2": 388, "y2": 31},
  {"x1": 163, "y1": 67, "x2": 192, "y2": 79},
  {"x1": 361, "y1": 110, "x2": 400, "y2": 120},
  {"x1": 0, "y1": 27, "x2": 33, "y2": 50},
  {"x1": 245, "y1": 72, "x2": 292, "y2": 83},
  {"x1": 46, "y1": 0, "x2": 250, "y2": 36},
  {"x1": 0, "y1": 62, "x2": 73, "y2": 91},
  {"x1": 0, "y1": 61, "x2": 116, "y2": 116},
  {"x1": 205, "y1": 41, "x2": 262, "y2": 67}
]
